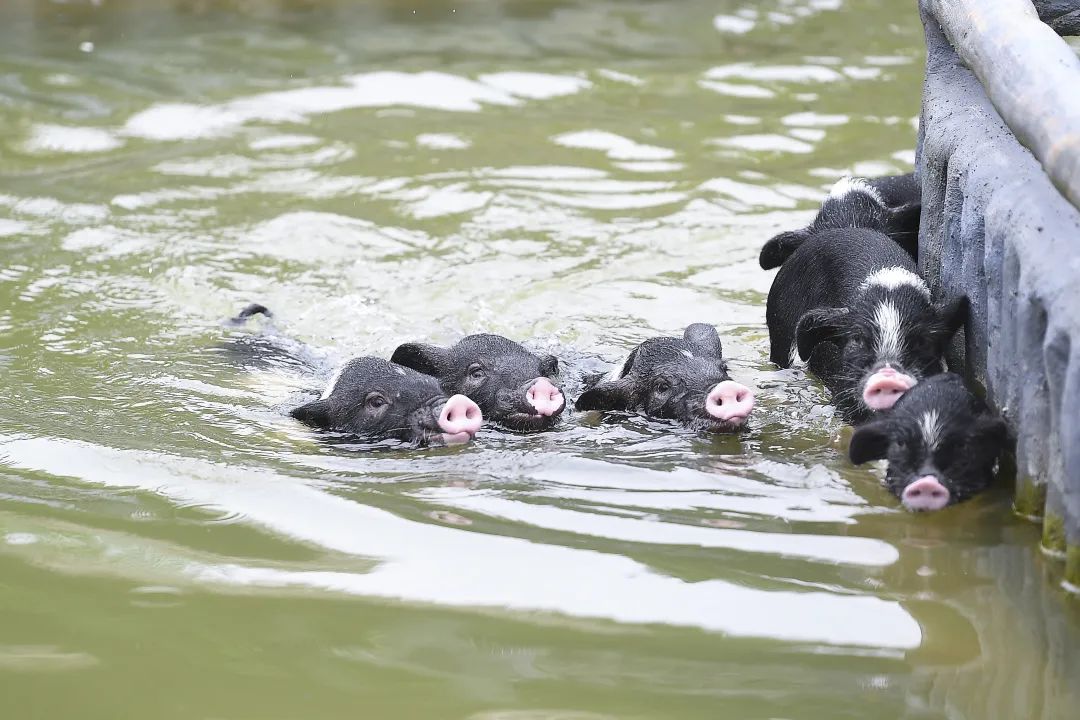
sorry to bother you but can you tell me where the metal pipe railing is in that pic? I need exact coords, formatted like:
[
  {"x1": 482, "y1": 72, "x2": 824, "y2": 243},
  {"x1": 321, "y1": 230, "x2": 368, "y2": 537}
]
[{"x1": 924, "y1": 0, "x2": 1080, "y2": 210}]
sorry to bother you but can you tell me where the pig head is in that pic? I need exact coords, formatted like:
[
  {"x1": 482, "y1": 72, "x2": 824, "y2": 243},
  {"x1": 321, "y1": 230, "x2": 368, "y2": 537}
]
[
  {"x1": 292, "y1": 357, "x2": 482, "y2": 446},
  {"x1": 392, "y1": 334, "x2": 564, "y2": 433},
  {"x1": 576, "y1": 324, "x2": 754, "y2": 432}
]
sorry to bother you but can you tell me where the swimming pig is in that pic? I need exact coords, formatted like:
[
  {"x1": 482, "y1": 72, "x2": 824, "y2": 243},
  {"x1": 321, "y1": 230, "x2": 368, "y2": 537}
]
[
  {"x1": 292, "y1": 357, "x2": 483, "y2": 446},
  {"x1": 576, "y1": 324, "x2": 754, "y2": 432},
  {"x1": 392, "y1": 334, "x2": 564, "y2": 432},
  {"x1": 225, "y1": 304, "x2": 483, "y2": 446},
  {"x1": 760, "y1": 174, "x2": 922, "y2": 270},
  {"x1": 849, "y1": 373, "x2": 1007, "y2": 511},
  {"x1": 765, "y1": 226, "x2": 966, "y2": 423}
]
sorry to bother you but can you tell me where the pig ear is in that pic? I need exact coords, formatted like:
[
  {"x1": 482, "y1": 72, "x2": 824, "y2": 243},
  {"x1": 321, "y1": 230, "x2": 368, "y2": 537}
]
[
  {"x1": 616, "y1": 347, "x2": 640, "y2": 378},
  {"x1": 849, "y1": 421, "x2": 891, "y2": 464},
  {"x1": 683, "y1": 324, "x2": 723, "y2": 357},
  {"x1": 539, "y1": 354, "x2": 559, "y2": 377},
  {"x1": 576, "y1": 379, "x2": 633, "y2": 412},
  {"x1": 291, "y1": 399, "x2": 332, "y2": 428},
  {"x1": 795, "y1": 307, "x2": 850, "y2": 361},
  {"x1": 759, "y1": 229, "x2": 809, "y2": 270},
  {"x1": 390, "y1": 343, "x2": 447, "y2": 377},
  {"x1": 935, "y1": 295, "x2": 969, "y2": 339}
]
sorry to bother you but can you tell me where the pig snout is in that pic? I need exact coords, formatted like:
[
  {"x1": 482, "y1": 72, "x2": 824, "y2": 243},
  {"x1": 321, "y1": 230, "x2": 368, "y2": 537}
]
[
  {"x1": 705, "y1": 381, "x2": 755, "y2": 424},
  {"x1": 901, "y1": 475, "x2": 950, "y2": 512},
  {"x1": 862, "y1": 367, "x2": 916, "y2": 411},
  {"x1": 526, "y1": 377, "x2": 565, "y2": 417},
  {"x1": 438, "y1": 394, "x2": 483, "y2": 445}
]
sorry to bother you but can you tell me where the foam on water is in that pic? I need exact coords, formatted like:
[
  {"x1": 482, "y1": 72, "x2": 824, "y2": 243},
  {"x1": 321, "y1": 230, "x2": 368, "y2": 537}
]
[{"x1": 24, "y1": 124, "x2": 124, "y2": 154}]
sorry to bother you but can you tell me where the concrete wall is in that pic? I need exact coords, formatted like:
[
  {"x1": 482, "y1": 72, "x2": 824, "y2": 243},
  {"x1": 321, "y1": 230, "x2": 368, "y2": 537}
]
[{"x1": 916, "y1": 1, "x2": 1080, "y2": 592}]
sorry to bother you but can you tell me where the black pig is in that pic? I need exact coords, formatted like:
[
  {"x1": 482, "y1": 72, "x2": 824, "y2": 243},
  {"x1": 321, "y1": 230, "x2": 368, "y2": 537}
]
[
  {"x1": 766, "y1": 228, "x2": 966, "y2": 424},
  {"x1": 576, "y1": 324, "x2": 754, "y2": 431},
  {"x1": 292, "y1": 357, "x2": 483, "y2": 446},
  {"x1": 759, "y1": 175, "x2": 921, "y2": 270},
  {"x1": 849, "y1": 373, "x2": 1006, "y2": 511},
  {"x1": 391, "y1": 335, "x2": 564, "y2": 433}
]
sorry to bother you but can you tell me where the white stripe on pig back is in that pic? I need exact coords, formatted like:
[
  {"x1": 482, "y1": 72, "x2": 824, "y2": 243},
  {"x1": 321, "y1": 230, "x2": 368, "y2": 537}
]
[
  {"x1": 859, "y1": 266, "x2": 931, "y2": 300},
  {"x1": 919, "y1": 409, "x2": 942, "y2": 450},
  {"x1": 873, "y1": 300, "x2": 904, "y2": 362},
  {"x1": 320, "y1": 362, "x2": 348, "y2": 400},
  {"x1": 828, "y1": 176, "x2": 885, "y2": 207}
]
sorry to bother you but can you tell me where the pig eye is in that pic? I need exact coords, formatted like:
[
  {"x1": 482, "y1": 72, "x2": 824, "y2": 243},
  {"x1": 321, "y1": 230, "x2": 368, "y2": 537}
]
[
  {"x1": 365, "y1": 393, "x2": 389, "y2": 410},
  {"x1": 653, "y1": 380, "x2": 671, "y2": 394},
  {"x1": 467, "y1": 363, "x2": 486, "y2": 380}
]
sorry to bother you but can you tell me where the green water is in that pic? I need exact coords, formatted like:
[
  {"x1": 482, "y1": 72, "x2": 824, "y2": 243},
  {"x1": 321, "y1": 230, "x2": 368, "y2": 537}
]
[{"x1": 1, "y1": 1, "x2": 1078, "y2": 718}]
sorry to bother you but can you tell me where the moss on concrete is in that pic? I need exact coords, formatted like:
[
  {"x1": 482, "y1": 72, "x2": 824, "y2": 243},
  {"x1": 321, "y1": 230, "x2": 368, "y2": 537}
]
[
  {"x1": 1065, "y1": 545, "x2": 1080, "y2": 593},
  {"x1": 1041, "y1": 512, "x2": 1066, "y2": 555},
  {"x1": 1013, "y1": 475, "x2": 1046, "y2": 520}
]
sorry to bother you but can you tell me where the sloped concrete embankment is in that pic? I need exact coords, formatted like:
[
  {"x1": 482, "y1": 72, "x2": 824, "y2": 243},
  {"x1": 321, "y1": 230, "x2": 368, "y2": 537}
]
[{"x1": 916, "y1": 0, "x2": 1080, "y2": 590}]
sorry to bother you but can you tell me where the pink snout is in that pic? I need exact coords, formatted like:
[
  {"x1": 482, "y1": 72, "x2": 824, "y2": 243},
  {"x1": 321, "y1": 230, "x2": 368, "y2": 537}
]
[
  {"x1": 526, "y1": 377, "x2": 565, "y2": 417},
  {"x1": 902, "y1": 475, "x2": 951, "y2": 512},
  {"x1": 862, "y1": 367, "x2": 916, "y2": 411},
  {"x1": 705, "y1": 380, "x2": 755, "y2": 424},
  {"x1": 438, "y1": 394, "x2": 483, "y2": 445}
]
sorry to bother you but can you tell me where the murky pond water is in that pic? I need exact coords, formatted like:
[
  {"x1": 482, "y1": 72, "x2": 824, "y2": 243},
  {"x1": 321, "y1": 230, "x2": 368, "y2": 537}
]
[{"x1": 2, "y1": 1, "x2": 1079, "y2": 718}]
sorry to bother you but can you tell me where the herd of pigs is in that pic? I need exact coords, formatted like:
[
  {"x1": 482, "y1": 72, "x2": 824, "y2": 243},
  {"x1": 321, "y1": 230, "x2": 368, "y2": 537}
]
[{"x1": 235, "y1": 172, "x2": 1007, "y2": 513}]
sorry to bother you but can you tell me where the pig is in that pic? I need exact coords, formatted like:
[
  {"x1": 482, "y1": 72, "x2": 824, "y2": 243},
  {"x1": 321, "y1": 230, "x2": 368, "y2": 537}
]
[
  {"x1": 391, "y1": 335, "x2": 564, "y2": 432},
  {"x1": 225, "y1": 304, "x2": 483, "y2": 446},
  {"x1": 291, "y1": 357, "x2": 483, "y2": 446},
  {"x1": 759, "y1": 174, "x2": 922, "y2": 270},
  {"x1": 849, "y1": 373, "x2": 1007, "y2": 511},
  {"x1": 575, "y1": 324, "x2": 755, "y2": 431},
  {"x1": 765, "y1": 227, "x2": 967, "y2": 424}
]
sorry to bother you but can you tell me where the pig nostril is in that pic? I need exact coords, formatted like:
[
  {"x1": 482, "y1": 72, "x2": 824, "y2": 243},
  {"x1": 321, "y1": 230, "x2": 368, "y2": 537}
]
[{"x1": 526, "y1": 378, "x2": 564, "y2": 415}]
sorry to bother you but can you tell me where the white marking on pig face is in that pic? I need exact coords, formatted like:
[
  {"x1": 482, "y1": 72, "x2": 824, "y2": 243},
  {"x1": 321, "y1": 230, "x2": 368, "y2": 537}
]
[
  {"x1": 394, "y1": 366, "x2": 406, "y2": 376},
  {"x1": 680, "y1": 350, "x2": 693, "y2": 359},
  {"x1": 860, "y1": 266, "x2": 931, "y2": 299},
  {"x1": 873, "y1": 300, "x2": 904, "y2": 362},
  {"x1": 828, "y1": 176, "x2": 885, "y2": 207},
  {"x1": 320, "y1": 363, "x2": 347, "y2": 400},
  {"x1": 919, "y1": 409, "x2": 942, "y2": 450}
]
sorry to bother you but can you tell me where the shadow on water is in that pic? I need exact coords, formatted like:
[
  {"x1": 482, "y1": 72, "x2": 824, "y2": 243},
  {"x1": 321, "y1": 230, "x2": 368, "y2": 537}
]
[{"x1": 0, "y1": 1, "x2": 1078, "y2": 719}]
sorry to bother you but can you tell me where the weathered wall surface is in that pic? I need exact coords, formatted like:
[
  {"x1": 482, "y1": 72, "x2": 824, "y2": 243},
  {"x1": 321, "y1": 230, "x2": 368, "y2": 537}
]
[
  {"x1": 916, "y1": 1, "x2": 1080, "y2": 591},
  {"x1": 1035, "y1": 0, "x2": 1080, "y2": 33}
]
